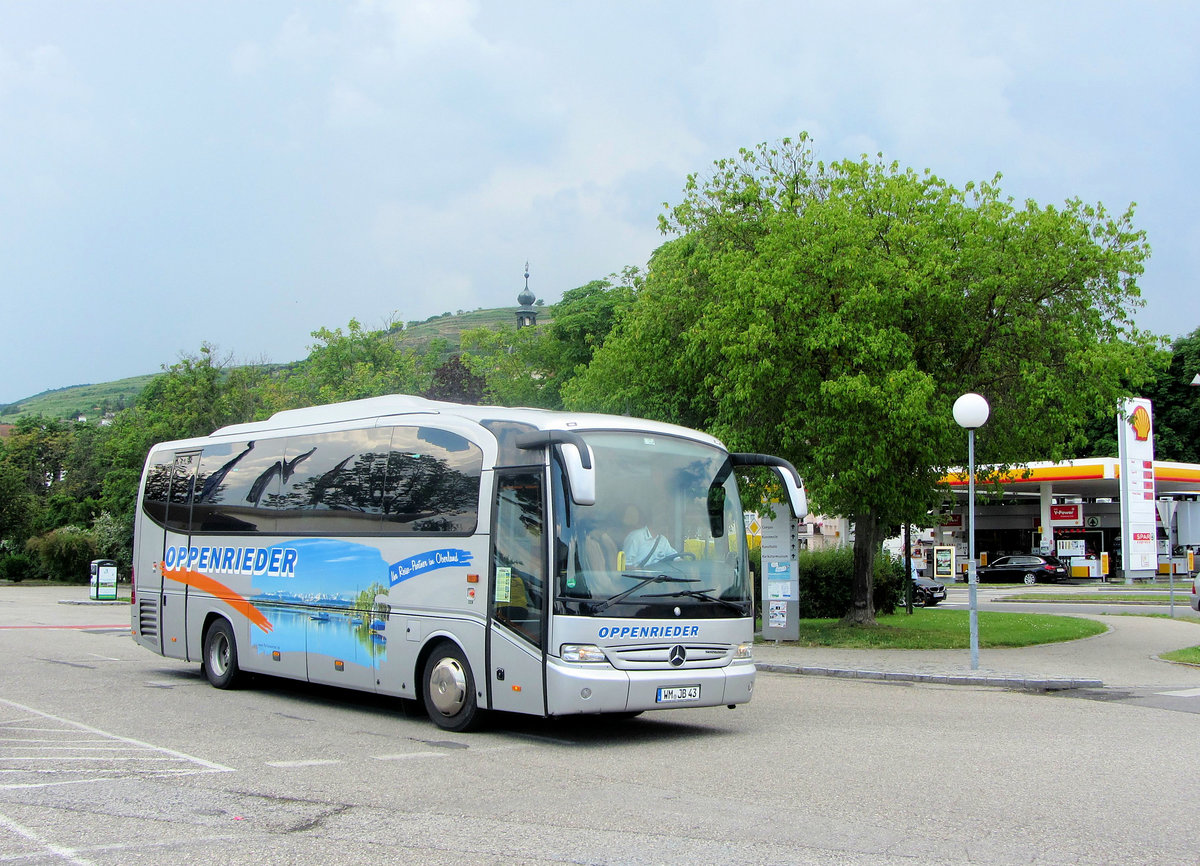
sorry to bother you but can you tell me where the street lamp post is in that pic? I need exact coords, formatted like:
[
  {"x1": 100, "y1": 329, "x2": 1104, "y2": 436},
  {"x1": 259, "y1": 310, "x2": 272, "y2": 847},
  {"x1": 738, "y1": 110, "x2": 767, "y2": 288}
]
[{"x1": 954, "y1": 393, "x2": 990, "y2": 671}]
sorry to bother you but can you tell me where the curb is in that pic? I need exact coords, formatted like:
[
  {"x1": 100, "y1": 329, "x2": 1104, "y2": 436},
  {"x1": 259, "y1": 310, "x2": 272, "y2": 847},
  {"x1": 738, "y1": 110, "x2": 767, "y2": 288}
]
[
  {"x1": 755, "y1": 662, "x2": 1103, "y2": 691},
  {"x1": 58, "y1": 599, "x2": 130, "y2": 606}
]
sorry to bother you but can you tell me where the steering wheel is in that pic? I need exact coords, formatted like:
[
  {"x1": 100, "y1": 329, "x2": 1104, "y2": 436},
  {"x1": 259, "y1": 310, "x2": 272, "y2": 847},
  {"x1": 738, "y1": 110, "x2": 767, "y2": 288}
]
[{"x1": 661, "y1": 551, "x2": 697, "y2": 562}]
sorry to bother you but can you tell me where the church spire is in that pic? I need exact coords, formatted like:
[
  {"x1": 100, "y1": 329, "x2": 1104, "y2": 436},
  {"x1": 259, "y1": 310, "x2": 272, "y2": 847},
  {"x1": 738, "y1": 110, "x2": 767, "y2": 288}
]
[{"x1": 516, "y1": 260, "x2": 538, "y2": 328}]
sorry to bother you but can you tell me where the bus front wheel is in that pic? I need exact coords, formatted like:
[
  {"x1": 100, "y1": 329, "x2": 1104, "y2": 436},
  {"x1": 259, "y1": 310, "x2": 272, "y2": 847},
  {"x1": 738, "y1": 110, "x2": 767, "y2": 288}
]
[
  {"x1": 422, "y1": 643, "x2": 481, "y2": 732},
  {"x1": 202, "y1": 618, "x2": 243, "y2": 690}
]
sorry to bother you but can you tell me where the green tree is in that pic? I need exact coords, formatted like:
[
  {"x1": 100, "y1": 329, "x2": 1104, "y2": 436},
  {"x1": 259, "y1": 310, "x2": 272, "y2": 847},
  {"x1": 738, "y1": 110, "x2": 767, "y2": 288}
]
[
  {"x1": 1, "y1": 416, "x2": 71, "y2": 499},
  {"x1": 268, "y1": 319, "x2": 426, "y2": 408},
  {"x1": 94, "y1": 345, "x2": 271, "y2": 559},
  {"x1": 462, "y1": 275, "x2": 637, "y2": 408},
  {"x1": 1065, "y1": 327, "x2": 1197, "y2": 461},
  {"x1": 460, "y1": 323, "x2": 559, "y2": 407},
  {"x1": 424, "y1": 355, "x2": 486, "y2": 403},
  {"x1": 0, "y1": 461, "x2": 38, "y2": 546},
  {"x1": 567, "y1": 135, "x2": 1160, "y2": 625},
  {"x1": 1144, "y1": 327, "x2": 1200, "y2": 463}
]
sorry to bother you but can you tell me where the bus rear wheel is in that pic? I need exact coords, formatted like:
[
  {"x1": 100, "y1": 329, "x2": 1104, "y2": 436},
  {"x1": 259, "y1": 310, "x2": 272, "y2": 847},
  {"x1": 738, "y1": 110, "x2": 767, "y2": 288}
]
[
  {"x1": 202, "y1": 619, "x2": 243, "y2": 689},
  {"x1": 422, "y1": 643, "x2": 481, "y2": 732}
]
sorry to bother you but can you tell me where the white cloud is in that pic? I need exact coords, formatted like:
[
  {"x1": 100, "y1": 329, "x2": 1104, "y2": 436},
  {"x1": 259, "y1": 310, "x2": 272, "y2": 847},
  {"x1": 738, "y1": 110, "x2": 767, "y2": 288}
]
[{"x1": 1, "y1": 0, "x2": 1198, "y2": 401}]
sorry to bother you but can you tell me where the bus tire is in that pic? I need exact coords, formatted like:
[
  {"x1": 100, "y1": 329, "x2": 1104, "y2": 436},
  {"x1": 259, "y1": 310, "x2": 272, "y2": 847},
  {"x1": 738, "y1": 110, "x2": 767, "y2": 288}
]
[
  {"x1": 422, "y1": 642, "x2": 481, "y2": 732},
  {"x1": 202, "y1": 618, "x2": 243, "y2": 690}
]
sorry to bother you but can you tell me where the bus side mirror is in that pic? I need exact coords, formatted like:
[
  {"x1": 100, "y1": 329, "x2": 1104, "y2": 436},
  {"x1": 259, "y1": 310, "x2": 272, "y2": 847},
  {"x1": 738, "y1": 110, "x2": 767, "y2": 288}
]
[
  {"x1": 773, "y1": 466, "x2": 807, "y2": 520},
  {"x1": 729, "y1": 453, "x2": 807, "y2": 520},
  {"x1": 558, "y1": 441, "x2": 596, "y2": 506}
]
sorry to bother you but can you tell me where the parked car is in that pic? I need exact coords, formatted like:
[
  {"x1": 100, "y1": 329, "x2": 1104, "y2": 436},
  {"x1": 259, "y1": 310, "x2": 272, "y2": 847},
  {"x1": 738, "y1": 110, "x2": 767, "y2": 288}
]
[
  {"x1": 910, "y1": 574, "x2": 947, "y2": 606},
  {"x1": 976, "y1": 554, "x2": 1069, "y2": 584}
]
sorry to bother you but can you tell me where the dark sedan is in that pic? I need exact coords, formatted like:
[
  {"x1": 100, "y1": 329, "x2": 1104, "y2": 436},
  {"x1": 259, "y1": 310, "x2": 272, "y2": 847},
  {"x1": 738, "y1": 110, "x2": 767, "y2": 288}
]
[
  {"x1": 977, "y1": 554, "x2": 1069, "y2": 584},
  {"x1": 910, "y1": 574, "x2": 947, "y2": 606}
]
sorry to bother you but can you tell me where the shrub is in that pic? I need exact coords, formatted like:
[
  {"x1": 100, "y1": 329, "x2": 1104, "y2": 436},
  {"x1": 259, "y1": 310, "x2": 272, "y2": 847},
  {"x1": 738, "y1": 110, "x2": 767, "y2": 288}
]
[
  {"x1": 90, "y1": 510, "x2": 133, "y2": 575},
  {"x1": 794, "y1": 546, "x2": 903, "y2": 619},
  {"x1": 0, "y1": 552, "x2": 37, "y2": 583},
  {"x1": 25, "y1": 525, "x2": 97, "y2": 583}
]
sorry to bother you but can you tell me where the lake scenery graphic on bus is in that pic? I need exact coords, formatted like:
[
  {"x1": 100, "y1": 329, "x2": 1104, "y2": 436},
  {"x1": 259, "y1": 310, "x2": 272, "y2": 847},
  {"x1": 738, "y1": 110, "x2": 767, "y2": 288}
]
[
  {"x1": 162, "y1": 538, "x2": 473, "y2": 668},
  {"x1": 246, "y1": 538, "x2": 392, "y2": 666}
]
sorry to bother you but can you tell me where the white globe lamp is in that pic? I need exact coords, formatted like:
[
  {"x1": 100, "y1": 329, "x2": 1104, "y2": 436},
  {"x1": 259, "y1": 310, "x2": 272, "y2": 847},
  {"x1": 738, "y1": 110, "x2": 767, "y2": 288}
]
[
  {"x1": 953, "y1": 392, "x2": 990, "y2": 430},
  {"x1": 953, "y1": 391, "x2": 989, "y2": 670}
]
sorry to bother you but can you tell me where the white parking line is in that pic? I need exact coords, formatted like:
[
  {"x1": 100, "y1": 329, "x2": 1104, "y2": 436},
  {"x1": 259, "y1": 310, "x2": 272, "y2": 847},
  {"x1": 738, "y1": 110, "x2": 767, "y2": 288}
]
[
  {"x1": 264, "y1": 759, "x2": 341, "y2": 768},
  {"x1": 372, "y1": 752, "x2": 448, "y2": 761},
  {"x1": 0, "y1": 698, "x2": 233, "y2": 790},
  {"x1": 1158, "y1": 687, "x2": 1200, "y2": 698},
  {"x1": 0, "y1": 811, "x2": 94, "y2": 865}
]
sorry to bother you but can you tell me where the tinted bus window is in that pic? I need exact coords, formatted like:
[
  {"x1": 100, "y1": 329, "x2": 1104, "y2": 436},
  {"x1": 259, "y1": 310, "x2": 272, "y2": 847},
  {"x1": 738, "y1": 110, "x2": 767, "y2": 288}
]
[
  {"x1": 141, "y1": 453, "x2": 174, "y2": 526},
  {"x1": 383, "y1": 426, "x2": 482, "y2": 533},
  {"x1": 480, "y1": 419, "x2": 536, "y2": 466},
  {"x1": 192, "y1": 439, "x2": 286, "y2": 533},
  {"x1": 273, "y1": 429, "x2": 390, "y2": 534},
  {"x1": 164, "y1": 453, "x2": 199, "y2": 532}
]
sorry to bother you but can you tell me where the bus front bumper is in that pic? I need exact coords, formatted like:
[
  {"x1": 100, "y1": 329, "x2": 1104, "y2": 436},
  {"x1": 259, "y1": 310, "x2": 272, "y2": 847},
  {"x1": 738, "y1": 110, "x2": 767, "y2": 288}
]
[{"x1": 546, "y1": 658, "x2": 756, "y2": 715}]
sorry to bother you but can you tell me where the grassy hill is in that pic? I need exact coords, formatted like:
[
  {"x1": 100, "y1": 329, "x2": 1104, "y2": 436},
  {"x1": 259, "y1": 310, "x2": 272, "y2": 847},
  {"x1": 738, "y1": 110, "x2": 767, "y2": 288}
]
[
  {"x1": 392, "y1": 306, "x2": 546, "y2": 356},
  {"x1": 0, "y1": 374, "x2": 160, "y2": 424},
  {"x1": 1, "y1": 306, "x2": 539, "y2": 422}
]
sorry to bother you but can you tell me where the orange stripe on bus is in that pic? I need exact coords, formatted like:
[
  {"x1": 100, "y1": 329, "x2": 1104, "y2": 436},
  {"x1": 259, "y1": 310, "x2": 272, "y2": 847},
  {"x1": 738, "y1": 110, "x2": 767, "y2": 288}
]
[{"x1": 161, "y1": 564, "x2": 274, "y2": 633}]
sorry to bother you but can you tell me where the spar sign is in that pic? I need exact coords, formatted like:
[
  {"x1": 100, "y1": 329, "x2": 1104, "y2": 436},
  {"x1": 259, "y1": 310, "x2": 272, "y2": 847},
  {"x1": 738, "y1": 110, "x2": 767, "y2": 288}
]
[{"x1": 1117, "y1": 398, "x2": 1156, "y2": 575}]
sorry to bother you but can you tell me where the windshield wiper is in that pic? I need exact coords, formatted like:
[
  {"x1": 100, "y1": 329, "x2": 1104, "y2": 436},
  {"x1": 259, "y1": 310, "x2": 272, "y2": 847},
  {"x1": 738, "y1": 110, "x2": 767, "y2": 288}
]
[
  {"x1": 642, "y1": 588, "x2": 749, "y2": 615},
  {"x1": 591, "y1": 573, "x2": 700, "y2": 614}
]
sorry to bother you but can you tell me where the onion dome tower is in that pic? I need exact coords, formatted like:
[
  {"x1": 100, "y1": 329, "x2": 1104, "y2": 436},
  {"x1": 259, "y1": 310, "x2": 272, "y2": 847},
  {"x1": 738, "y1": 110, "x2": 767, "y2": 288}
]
[{"x1": 516, "y1": 261, "x2": 538, "y2": 329}]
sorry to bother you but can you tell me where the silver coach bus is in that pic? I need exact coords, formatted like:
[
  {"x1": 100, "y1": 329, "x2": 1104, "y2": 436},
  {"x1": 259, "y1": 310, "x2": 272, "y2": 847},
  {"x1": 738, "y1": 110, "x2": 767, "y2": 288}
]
[{"x1": 131, "y1": 395, "x2": 805, "y2": 730}]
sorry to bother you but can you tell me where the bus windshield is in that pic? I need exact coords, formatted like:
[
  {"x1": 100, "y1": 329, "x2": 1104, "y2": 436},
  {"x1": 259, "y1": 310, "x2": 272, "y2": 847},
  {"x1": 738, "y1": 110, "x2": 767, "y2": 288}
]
[{"x1": 553, "y1": 432, "x2": 751, "y2": 619}]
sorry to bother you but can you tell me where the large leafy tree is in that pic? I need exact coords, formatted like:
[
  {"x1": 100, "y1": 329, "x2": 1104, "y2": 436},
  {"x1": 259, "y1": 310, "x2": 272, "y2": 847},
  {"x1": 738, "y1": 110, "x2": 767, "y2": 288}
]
[
  {"x1": 462, "y1": 276, "x2": 637, "y2": 408},
  {"x1": 1143, "y1": 327, "x2": 1200, "y2": 463},
  {"x1": 566, "y1": 135, "x2": 1161, "y2": 624},
  {"x1": 267, "y1": 319, "x2": 427, "y2": 409}
]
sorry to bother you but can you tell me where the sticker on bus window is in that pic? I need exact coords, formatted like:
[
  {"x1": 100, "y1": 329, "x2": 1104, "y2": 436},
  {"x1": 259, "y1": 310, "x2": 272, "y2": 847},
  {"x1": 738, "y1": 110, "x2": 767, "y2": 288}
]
[{"x1": 495, "y1": 567, "x2": 512, "y2": 603}]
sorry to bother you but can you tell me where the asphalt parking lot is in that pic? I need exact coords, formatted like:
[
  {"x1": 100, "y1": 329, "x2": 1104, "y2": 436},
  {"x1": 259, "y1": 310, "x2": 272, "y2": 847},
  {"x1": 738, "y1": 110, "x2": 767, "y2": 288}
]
[{"x1": 3, "y1": 585, "x2": 1200, "y2": 864}]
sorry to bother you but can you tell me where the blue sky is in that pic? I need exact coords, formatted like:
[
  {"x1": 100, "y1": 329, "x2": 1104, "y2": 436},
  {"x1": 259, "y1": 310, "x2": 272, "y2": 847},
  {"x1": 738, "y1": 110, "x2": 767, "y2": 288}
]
[{"x1": 2, "y1": 1, "x2": 1197, "y2": 404}]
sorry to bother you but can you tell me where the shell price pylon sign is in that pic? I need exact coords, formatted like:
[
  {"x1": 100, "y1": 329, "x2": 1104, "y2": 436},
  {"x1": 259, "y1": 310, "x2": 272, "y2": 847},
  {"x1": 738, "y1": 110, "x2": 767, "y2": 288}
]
[{"x1": 1117, "y1": 397, "x2": 1157, "y2": 574}]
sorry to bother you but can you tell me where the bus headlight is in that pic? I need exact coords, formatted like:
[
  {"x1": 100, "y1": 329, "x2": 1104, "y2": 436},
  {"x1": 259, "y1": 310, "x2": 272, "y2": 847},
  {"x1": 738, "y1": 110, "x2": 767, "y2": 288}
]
[
  {"x1": 561, "y1": 644, "x2": 607, "y2": 663},
  {"x1": 733, "y1": 642, "x2": 754, "y2": 660}
]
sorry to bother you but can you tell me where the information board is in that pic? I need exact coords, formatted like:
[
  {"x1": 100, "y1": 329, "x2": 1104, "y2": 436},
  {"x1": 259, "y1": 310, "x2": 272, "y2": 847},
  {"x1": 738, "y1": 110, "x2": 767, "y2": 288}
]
[{"x1": 760, "y1": 508, "x2": 799, "y2": 641}]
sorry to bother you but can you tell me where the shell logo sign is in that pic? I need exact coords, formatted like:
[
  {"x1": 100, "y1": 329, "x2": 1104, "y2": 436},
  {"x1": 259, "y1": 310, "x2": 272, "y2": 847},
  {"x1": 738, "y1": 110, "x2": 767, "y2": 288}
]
[{"x1": 1129, "y1": 404, "x2": 1152, "y2": 441}]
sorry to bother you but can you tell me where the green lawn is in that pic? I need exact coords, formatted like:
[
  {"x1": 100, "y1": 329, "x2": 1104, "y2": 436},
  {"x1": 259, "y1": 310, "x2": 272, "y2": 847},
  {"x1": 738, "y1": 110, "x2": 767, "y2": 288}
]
[
  {"x1": 1161, "y1": 646, "x2": 1200, "y2": 665},
  {"x1": 765, "y1": 608, "x2": 1107, "y2": 649}
]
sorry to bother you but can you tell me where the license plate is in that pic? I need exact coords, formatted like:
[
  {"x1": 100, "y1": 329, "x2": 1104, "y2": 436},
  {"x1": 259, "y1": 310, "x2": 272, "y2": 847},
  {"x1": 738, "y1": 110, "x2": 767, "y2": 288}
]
[{"x1": 656, "y1": 685, "x2": 701, "y2": 703}]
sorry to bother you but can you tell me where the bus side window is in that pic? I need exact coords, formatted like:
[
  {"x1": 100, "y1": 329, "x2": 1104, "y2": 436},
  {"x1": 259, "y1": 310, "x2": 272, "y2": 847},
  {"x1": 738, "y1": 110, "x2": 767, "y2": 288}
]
[
  {"x1": 383, "y1": 426, "x2": 483, "y2": 534},
  {"x1": 193, "y1": 439, "x2": 285, "y2": 533},
  {"x1": 141, "y1": 455, "x2": 174, "y2": 526},
  {"x1": 273, "y1": 429, "x2": 389, "y2": 534},
  {"x1": 164, "y1": 453, "x2": 200, "y2": 532}
]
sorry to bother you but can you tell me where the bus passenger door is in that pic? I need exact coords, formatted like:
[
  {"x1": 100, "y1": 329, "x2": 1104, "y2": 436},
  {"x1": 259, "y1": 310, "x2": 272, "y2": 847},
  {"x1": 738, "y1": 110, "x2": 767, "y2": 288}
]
[
  {"x1": 488, "y1": 471, "x2": 547, "y2": 715},
  {"x1": 160, "y1": 451, "x2": 199, "y2": 660}
]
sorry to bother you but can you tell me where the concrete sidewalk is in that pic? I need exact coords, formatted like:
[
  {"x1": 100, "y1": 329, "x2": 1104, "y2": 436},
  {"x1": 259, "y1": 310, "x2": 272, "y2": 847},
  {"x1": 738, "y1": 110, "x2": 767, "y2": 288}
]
[{"x1": 754, "y1": 613, "x2": 1200, "y2": 691}]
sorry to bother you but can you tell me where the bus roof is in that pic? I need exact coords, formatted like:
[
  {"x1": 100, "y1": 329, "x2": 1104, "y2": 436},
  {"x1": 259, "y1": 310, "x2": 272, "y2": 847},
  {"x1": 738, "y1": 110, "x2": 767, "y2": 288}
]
[{"x1": 203, "y1": 394, "x2": 724, "y2": 448}]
